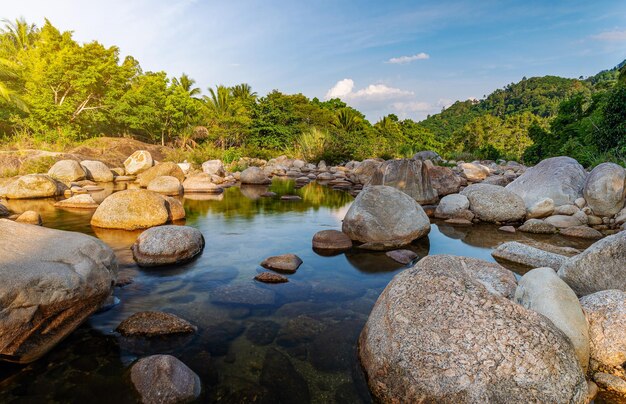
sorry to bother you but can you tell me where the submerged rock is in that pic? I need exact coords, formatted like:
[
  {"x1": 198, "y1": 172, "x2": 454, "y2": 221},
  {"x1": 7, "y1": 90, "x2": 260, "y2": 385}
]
[
  {"x1": 260, "y1": 348, "x2": 310, "y2": 403},
  {"x1": 359, "y1": 254, "x2": 586, "y2": 403},
  {"x1": 130, "y1": 354, "x2": 201, "y2": 404},
  {"x1": 515, "y1": 267, "x2": 590, "y2": 372},
  {"x1": 369, "y1": 159, "x2": 438, "y2": 204},
  {"x1": 260, "y1": 254, "x2": 303, "y2": 273},
  {"x1": 15, "y1": 210, "x2": 42, "y2": 225},
  {"x1": 518, "y1": 218, "x2": 558, "y2": 234},
  {"x1": 54, "y1": 194, "x2": 99, "y2": 209},
  {"x1": 385, "y1": 249, "x2": 418, "y2": 264},
  {"x1": 558, "y1": 231, "x2": 626, "y2": 296},
  {"x1": 131, "y1": 225, "x2": 204, "y2": 267},
  {"x1": 240, "y1": 166, "x2": 271, "y2": 185},
  {"x1": 0, "y1": 219, "x2": 117, "y2": 363},
  {"x1": 342, "y1": 185, "x2": 430, "y2": 250},
  {"x1": 492, "y1": 241, "x2": 568, "y2": 270},
  {"x1": 116, "y1": 311, "x2": 197, "y2": 337},
  {"x1": 255, "y1": 272, "x2": 289, "y2": 283},
  {"x1": 90, "y1": 189, "x2": 170, "y2": 230}
]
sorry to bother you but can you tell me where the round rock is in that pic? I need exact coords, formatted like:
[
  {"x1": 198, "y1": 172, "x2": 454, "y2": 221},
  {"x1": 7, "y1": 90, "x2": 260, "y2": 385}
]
[
  {"x1": 583, "y1": 162, "x2": 626, "y2": 217},
  {"x1": 80, "y1": 160, "x2": 114, "y2": 182},
  {"x1": 131, "y1": 225, "x2": 204, "y2": 267},
  {"x1": 260, "y1": 254, "x2": 303, "y2": 273},
  {"x1": 461, "y1": 183, "x2": 526, "y2": 223},
  {"x1": 91, "y1": 189, "x2": 170, "y2": 230},
  {"x1": 124, "y1": 150, "x2": 154, "y2": 175},
  {"x1": 147, "y1": 176, "x2": 183, "y2": 196},
  {"x1": 130, "y1": 354, "x2": 201, "y2": 404},
  {"x1": 312, "y1": 230, "x2": 352, "y2": 251}
]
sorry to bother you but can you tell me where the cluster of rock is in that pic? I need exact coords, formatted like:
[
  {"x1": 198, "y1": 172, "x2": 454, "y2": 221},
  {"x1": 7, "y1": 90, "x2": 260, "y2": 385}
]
[{"x1": 360, "y1": 230, "x2": 626, "y2": 402}]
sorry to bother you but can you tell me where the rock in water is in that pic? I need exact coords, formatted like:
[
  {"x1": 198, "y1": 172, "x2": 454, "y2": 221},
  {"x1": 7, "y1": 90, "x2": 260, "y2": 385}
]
[
  {"x1": 583, "y1": 162, "x2": 626, "y2": 217},
  {"x1": 165, "y1": 196, "x2": 186, "y2": 221},
  {"x1": 124, "y1": 150, "x2": 154, "y2": 175},
  {"x1": 0, "y1": 203, "x2": 9, "y2": 217},
  {"x1": 311, "y1": 230, "x2": 352, "y2": 252},
  {"x1": 47, "y1": 159, "x2": 86, "y2": 183},
  {"x1": 254, "y1": 272, "x2": 289, "y2": 283},
  {"x1": 353, "y1": 159, "x2": 382, "y2": 184},
  {"x1": 182, "y1": 173, "x2": 223, "y2": 193},
  {"x1": 358, "y1": 254, "x2": 587, "y2": 404},
  {"x1": 90, "y1": 189, "x2": 171, "y2": 230},
  {"x1": 147, "y1": 176, "x2": 183, "y2": 196},
  {"x1": 137, "y1": 161, "x2": 185, "y2": 187},
  {"x1": 54, "y1": 194, "x2": 99, "y2": 209},
  {"x1": 492, "y1": 241, "x2": 568, "y2": 270},
  {"x1": 130, "y1": 355, "x2": 201, "y2": 404},
  {"x1": 0, "y1": 174, "x2": 66, "y2": 199},
  {"x1": 240, "y1": 166, "x2": 271, "y2": 185},
  {"x1": 0, "y1": 219, "x2": 117, "y2": 363},
  {"x1": 260, "y1": 254, "x2": 303, "y2": 273},
  {"x1": 518, "y1": 218, "x2": 558, "y2": 234},
  {"x1": 579, "y1": 290, "x2": 626, "y2": 376},
  {"x1": 385, "y1": 249, "x2": 418, "y2": 264},
  {"x1": 435, "y1": 193, "x2": 470, "y2": 219},
  {"x1": 131, "y1": 225, "x2": 204, "y2": 267},
  {"x1": 116, "y1": 311, "x2": 197, "y2": 337},
  {"x1": 201, "y1": 159, "x2": 225, "y2": 176},
  {"x1": 369, "y1": 159, "x2": 438, "y2": 204},
  {"x1": 558, "y1": 231, "x2": 626, "y2": 296},
  {"x1": 461, "y1": 183, "x2": 526, "y2": 223},
  {"x1": 515, "y1": 267, "x2": 590, "y2": 372},
  {"x1": 80, "y1": 160, "x2": 114, "y2": 182},
  {"x1": 506, "y1": 156, "x2": 587, "y2": 207},
  {"x1": 342, "y1": 185, "x2": 430, "y2": 250}
]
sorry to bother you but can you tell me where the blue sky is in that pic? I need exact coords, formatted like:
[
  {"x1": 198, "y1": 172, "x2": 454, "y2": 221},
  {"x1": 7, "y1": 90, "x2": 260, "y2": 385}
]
[{"x1": 3, "y1": 0, "x2": 626, "y2": 121}]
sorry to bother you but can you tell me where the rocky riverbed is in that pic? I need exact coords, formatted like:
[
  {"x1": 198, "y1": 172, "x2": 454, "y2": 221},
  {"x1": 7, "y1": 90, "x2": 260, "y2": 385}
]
[{"x1": 0, "y1": 149, "x2": 625, "y2": 403}]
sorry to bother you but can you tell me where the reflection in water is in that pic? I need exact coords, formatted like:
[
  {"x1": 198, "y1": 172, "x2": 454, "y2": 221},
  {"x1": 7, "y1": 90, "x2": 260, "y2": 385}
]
[{"x1": 0, "y1": 179, "x2": 595, "y2": 403}]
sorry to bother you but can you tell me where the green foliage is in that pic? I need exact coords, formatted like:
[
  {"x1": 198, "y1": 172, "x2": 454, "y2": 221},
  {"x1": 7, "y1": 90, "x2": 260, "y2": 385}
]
[{"x1": 294, "y1": 127, "x2": 329, "y2": 163}]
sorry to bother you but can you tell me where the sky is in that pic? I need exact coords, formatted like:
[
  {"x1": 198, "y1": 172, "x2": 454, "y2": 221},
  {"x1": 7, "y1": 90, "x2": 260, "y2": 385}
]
[{"x1": 2, "y1": 0, "x2": 626, "y2": 122}]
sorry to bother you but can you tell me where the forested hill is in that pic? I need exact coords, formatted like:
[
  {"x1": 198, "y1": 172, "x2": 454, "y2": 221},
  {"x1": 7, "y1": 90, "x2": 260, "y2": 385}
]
[{"x1": 417, "y1": 60, "x2": 626, "y2": 166}]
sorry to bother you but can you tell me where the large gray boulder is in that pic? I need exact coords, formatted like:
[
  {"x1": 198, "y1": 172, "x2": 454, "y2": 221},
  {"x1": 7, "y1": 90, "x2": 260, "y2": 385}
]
[
  {"x1": 80, "y1": 160, "x2": 114, "y2": 182},
  {"x1": 369, "y1": 159, "x2": 438, "y2": 204},
  {"x1": 428, "y1": 165, "x2": 462, "y2": 196},
  {"x1": 412, "y1": 150, "x2": 441, "y2": 161},
  {"x1": 201, "y1": 159, "x2": 225, "y2": 176},
  {"x1": 130, "y1": 354, "x2": 201, "y2": 404},
  {"x1": 90, "y1": 189, "x2": 171, "y2": 230},
  {"x1": 131, "y1": 225, "x2": 205, "y2": 267},
  {"x1": 0, "y1": 219, "x2": 117, "y2": 363},
  {"x1": 580, "y1": 290, "x2": 626, "y2": 376},
  {"x1": 506, "y1": 156, "x2": 587, "y2": 207},
  {"x1": 359, "y1": 254, "x2": 587, "y2": 403},
  {"x1": 492, "y1": 241, "x2": 568, "y2": 270},
  {"x1": 353, "y1": 159, "x2": 382, "y2": 185},
  {"x1": 240, "y1": 166, "x2": 271, "y2": 185},
  {"x1": 461, "y1": 183, "x2": 526, "y2": 223},
  {"x1": 124, "y1": 150, "x2": 153, "y2": 175},
  {"x1": 558, "y1": 231, "x2": 626, "y2": 296},
  {"x1": 515, "y1": 267, "x2": 590, "y2": 372},
  {"x1": 0, "y1": 174, "x2": 66, "y2": 199},
  {"x1": 583, "y1": 162, "x2": 626, "y2": 217},
  {"x1": 342, "y1": 185, "x2": 430, "y2": 250},
  {"x1": 47, "y1": 159, "x2": 85, "y2": 183},
  {"x1": 434, "y1": 194, "x2": 470, "y2": 219}
]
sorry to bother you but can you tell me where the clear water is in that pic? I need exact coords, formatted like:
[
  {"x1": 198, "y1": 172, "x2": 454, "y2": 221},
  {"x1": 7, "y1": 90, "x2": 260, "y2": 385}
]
[{"x1": 0, "y1": 179, "x2": 596, "y2": 403}]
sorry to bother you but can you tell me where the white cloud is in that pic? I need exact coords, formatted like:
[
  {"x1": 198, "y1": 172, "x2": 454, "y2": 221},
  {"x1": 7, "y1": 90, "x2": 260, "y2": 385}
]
[
  {"x1": 386, "y1": 52, "x2": 430, "y2": 64},
  {"x1": 325, "y1": 78, "x2": 354, "y2": 99},
  {"x1": 325, "y1": 79, "x2": 413, "y2": 101},
  {"x1": 591, "y1": 29, "x2": 626, "y2": 41},
  {"x1": 391, "y1": 101, "x2": 432, "y2": 113}
]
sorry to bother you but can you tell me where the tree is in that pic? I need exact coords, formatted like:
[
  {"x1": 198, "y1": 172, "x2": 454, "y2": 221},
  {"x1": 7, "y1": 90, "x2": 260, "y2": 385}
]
[
  {"x1": 172, "y1": 73, "x2": 201, "y2": 98},
  {"x1": 334, "y1": 108, "x2": 362, "y2": 132}
]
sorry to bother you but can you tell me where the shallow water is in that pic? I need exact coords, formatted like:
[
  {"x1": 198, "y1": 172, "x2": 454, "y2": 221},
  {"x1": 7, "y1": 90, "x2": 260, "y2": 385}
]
[{"x1": 0, "y1": 179, "x2": 598, "y2": 403}]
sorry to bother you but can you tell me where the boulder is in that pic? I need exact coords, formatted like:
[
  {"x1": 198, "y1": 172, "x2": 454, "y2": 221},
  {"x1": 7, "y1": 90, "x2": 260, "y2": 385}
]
[
  {"x1": 147, "y1": 176, "x2": 183, "y2": 196},
  {"x1": 554, "y1": 204, "x2": 580, "y2": 216},
  {"x1": 260, "y1": 254, "x2": 302, "y2": 273},
  {"x1": 116, "y1": 311, "x2": 197, "y2": 337},
  {"x1": 461, "y1": 183, "x2": 526, "y2": 223},
  {"x1": 412, "y1": 150, "x2": 441, "y2": 161},
  {"x1": 182, "y1": 173, "x2": 223, "y2": 193},
  {"x1": 201, "y1": 159, "x2": 225, "y2": 176},
  {"x1": 369, "y1": 159, "x2": 438, "y2": 204},
  {"x1": 560, "y1": 225, "x2": 603, "y2": 239},
  {"x1": 359, "y1": 254, "x2": 586, "y2": 403},
  {"x1": 15, "y1": 210, "x2": 42, "y2": 225},
  {"x1": 434, "y1": 194, "x2": 470, "y2": 219},
  {"x1": 240, "y1": 166, "x2": 271, "y2": 185},
  {"x1": 518, "y1": 218, "x2": 558, "y2": 234},
  {"x1": 124, "y1": 150, "x2": 153, "y2": 175},
  {"x1": 137, "y1": 162, "x2": 185, "y2": 187},
  {"x1": 311, "y1": 230, "x2": 352, "y2": 252},
  {"x1": 428, "y1": 165, "x2": 462, "y2": 196},
  {"x1": 130, "y1": 355, "x2": 201, "y2": 404},
  {"x1": 583, "y1": 162, "x2": 626, "y2": 217},
  {"x1": 580, "y1": 290, "x2": 626, "y2": 377},
  {"x1": 545, "y1": 214, "x2": 584, "y2": 228},
  {"x1": 47, "y1": 159, "x2": 85, "y2": 183},
  {"x1": 459, "y1": 162, "x2": 490, "y2": 182},
  {"x1": 515, "y1": 267, "x2": 590, "y2": 371},
  {"x1": 492, "y1": 241, "x2": 568, "y2": 270},
  {"x1": 131, "y1": 225, "x2": 204, "y2": 267},
  {"x1": 165, "y1": 197, "x2": 185, "y2": 221},
  {"x1": 342, "y1": 185, "x2": 430, "y2": 250},
  {"x1": 0, "y1": 219, "x2": 117, "y2": 363},
  {"x1": 526, "y1": 197, "x2": 555, "y2": 219},
  {"x1": 0, "y1": 174, "x2": 65, "y2": 199},
  {"x1": 505, "y1": 156, "x2": 587, "y2": 207},
  {"x1": 90, "y1": 189, "x2": 171, "y2": 230},
  {"x1": 177, "y1": 162, "x2": 191, "y2": 175},
  {"x1": 558, "y1": 232, "x2": 626, "y2": 296},
  {"x1": 353, "y1": 159, "x2": 382, "y2": 184},
  {"x1": 80, "y1": 160, "x2": 114, "y2": 182}
]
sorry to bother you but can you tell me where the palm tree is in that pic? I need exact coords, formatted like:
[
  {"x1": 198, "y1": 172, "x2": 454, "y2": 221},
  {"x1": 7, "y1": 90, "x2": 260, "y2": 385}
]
[
  {"x1": 205, "y1": 85, "x2": 233, "y2": 117},
  {"x1": 334, "y1": 108, "x2": 362, "y2": 132},
  {"x1": 0, "y1": 18, "x2": 37, "y2": 56},
  {"x1": 172, "y1": 73, "x2": 201, "y2": 98},
  {"x1": 231, "y1": 83, "x2": 257, "y2": 102}
]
